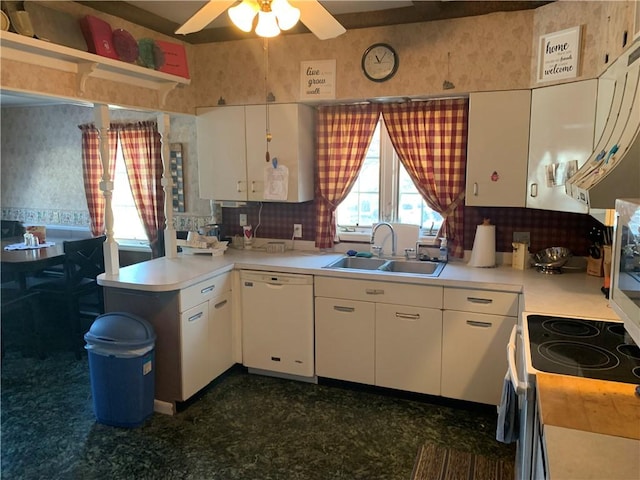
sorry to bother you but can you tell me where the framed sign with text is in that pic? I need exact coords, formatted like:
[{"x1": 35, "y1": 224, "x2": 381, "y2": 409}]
[
  {"x1": 300, "y1": 59, "x2": 336, "y2": 101},
  {"x1": 538, "y1": 26, "x2": 582, "y2": 82}
]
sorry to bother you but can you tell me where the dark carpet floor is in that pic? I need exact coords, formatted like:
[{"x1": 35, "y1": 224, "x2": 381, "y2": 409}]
[{"x1": 1, "y1": 308, "x2": 515, "y2": 480}]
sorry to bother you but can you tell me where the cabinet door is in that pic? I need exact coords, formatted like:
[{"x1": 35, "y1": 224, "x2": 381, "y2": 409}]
[
  {"x1": 180, "y1": 302, "x2": 210, "y2": 400},
  {"x1": 375, "y1": 304, "x2": 442, "y2": 395},
  {"x1": 209, "y1": 291, "x2": 233, "y2": 380},
  {"x1": 315, "y1": 297, "x2": 375, "y2": 384},
  {"x1": 527, "y1": 80, "x2": 597, "y2": 213},
  {"x1": 196, "y1": 106, "x2": 247, "y2": 201},
  {"x1": 441, "y1": 310, "x2": 515, "y2": 405},
  {"x1": 466, "y1": 90, "x2": 531, "y2": 207},
  {"x1": 245, "y1": 104, "x2": 315, "y2": 202}
]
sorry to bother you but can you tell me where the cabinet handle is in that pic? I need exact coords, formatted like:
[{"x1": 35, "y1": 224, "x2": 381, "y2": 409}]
[
  {"x1": 236, "y1": 180, "x2": 243, "y2": 193},
  {"x1": 201, "y1": 285, "x2": 216, "y2": 294},
  {"x1": 530, "y1": 182, "x2": 538, "y2": 197},
  {"x1": 251, "y1": 181, "x2": 256, "y2": 193},
  {"x1": 466, "y1": 296, "x2": 493, "y2": 304},
  {"x1": 214, "y1": 299, "x2": 228, "y2": 309},
  {"x1": 473, "y1": 182, "x2": 478, "y2": 196},
  {"x1": 396, "y1": 312, "x2": 420, "y2": 320},
  {"x1": 333, "y1": 305, "x2": 355, "y2": 313},
  {"x1": 466, "y1": 320, "x2": 492, "y2": 328},
  {"x1": 365, "y1": 288, "x2": 385, "y2": 295},
  {"x1": 188, "y1": 311, "x2": 204, "y2": 322}
]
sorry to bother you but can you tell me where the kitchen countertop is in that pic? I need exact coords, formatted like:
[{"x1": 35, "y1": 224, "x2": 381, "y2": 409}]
[{"x1": 98, "y1": 248, "x2": 619, "y2": 321}]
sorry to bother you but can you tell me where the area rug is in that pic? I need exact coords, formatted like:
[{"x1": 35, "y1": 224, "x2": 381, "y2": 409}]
[{"x1": 411, "y1": 442, "x2": 515, "y2": 480}]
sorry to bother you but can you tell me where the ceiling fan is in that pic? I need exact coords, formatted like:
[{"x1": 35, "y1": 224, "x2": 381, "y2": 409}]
[{"x1": 175, "y1": 0, "x2": 346, "y2": 40}]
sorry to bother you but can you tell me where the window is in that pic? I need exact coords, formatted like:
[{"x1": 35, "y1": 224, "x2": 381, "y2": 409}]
[
  {"x1": 112, "y1": 140, "x2": 148, "y2": 243},
  {"x1": 336, "y1": 117, "x2": 443, "y2": 235}
]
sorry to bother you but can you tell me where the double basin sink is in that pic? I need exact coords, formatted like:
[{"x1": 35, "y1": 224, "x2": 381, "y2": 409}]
[{"x1": 323, "y1": 256, "x2": 446, "y2": 277}]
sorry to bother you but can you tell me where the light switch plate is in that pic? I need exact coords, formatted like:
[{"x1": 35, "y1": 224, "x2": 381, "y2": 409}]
[{"x1": 239, "y1": 214, "x2": 247, "y2": 227}]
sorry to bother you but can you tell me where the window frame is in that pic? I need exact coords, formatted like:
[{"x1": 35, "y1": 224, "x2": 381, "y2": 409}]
[{"x1": 336, "y1": 116, "x2": 442, "y2": 243}]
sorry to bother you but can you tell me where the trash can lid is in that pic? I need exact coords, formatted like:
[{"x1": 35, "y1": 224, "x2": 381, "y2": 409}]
[{"x1": 84, "y1": 312, "x2": 156, "y2": 350}]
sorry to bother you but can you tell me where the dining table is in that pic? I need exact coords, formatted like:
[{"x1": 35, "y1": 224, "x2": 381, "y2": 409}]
[{"x1": 1, "y1": 238, "x2": 66, "y2": 290}]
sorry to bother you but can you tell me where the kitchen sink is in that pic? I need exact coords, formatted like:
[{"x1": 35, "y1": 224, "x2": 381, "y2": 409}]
[
  {"x1": 323, "y1": 257, "x2": 388, "y2": 270},
  {"x1": 380, "y1": 260, "x2": 444, "y2": 275},
  {"x1": 323, "y1": 256, "x2": 445, "y2": 277}
]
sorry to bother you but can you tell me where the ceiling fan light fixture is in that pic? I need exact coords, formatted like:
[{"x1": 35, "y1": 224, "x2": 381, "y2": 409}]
[
  {"x1": 228, "y1": 0, "x2": 259, "y2": 33},
  {"x1": 255, "y1": 10, "x2": 280, "y2": 38},
  {"x1": 272, "y1": 0, "x2": 300, "y2": 31}
]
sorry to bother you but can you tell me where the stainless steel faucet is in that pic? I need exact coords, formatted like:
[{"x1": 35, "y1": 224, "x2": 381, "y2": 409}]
[{"x1": 370, "y1": 222, "x2": 396, "y2": 257}]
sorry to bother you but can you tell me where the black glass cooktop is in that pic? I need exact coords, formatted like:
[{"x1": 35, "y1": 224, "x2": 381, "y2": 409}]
[{"x1": 527, "y1": 314, "x2": 640, "y2": 384}]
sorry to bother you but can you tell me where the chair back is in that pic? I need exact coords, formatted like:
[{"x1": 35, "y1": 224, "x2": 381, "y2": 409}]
[
  {"x1": 62, "y1": 236, "x2": 106, "y2": 288},
  {"x1": 1, "y1": 220, "x2": 25, "y2": 238}
]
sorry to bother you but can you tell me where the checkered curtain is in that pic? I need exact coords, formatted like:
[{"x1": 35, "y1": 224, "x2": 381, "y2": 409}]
[
  {"x1": 315, "y1": 104, "x2": 381, "y2": 248},
  {"x1": 118, "y1": 122, "x2": 166, "y2": 257},
  {"x1": 381, "y1": 99, "x2": 469, "y2": 257},
  {"x1": 78, "y1": 125, "x2": 117, "y2": 237}
]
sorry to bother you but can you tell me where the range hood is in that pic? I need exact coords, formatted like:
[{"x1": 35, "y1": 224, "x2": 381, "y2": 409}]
[{"x1": 566, "y1": 37, "x2": 640, "y2": 221}]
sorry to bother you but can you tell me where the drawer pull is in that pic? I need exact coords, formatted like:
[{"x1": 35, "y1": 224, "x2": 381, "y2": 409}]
[
  {"x1": 466, "y1": 320, "x2": 492, "y2": 328},
  {"x1": 188, "y1": 311, "x2": 204, "y2": 322},
  {"x1": 334, "y1": 305, "x2": 355, "y2": 313},
  {"x1": 214, "y1": 300, "x2": 228, "y2": 309},
  {"x1": 466, "y1": 296, "x2": 493, "y2": 304},
  {"x1": 201, "y1": 285, "x2": 216, "y2": 294},
  {"x1": 365, "y1": 288, "x2": 385, "y2": 295},
  {"x1": 396, "y1": 312, "x2": 420, "y2": 320}
]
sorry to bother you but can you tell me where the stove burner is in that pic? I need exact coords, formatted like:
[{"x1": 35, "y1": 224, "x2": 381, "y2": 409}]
[
  {"x1": 541, "y1": 319, "x2": 600, "y2": 338},
  {"x1": 617, "y1": 344, "x2": 640, "y2": 360},
  {"x1": 633, "y1": 367, "x2": 640, "y2": 379},
  {"x1": 607, "y1": 324, "x2": 627, "y2": 336},
  {"x1": 537, "y1": 341, "x2": 620, "y2": 370}
]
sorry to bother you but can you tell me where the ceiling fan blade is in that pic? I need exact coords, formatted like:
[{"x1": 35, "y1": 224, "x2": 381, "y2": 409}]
[
  {"x1": 175, "y1": 0, "x2": 235, "y2": 35},
  {"x1": 292, "y1": 0, "x2": 346, "y2": 40}
]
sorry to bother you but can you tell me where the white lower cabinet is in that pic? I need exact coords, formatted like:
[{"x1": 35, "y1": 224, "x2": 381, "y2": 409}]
[
  {"x1": 314, "y1": 277, "x2": 443, "y2": 394},
  {"x1": 314, "y1": 297, "x2": 375, "y2": 384},
  {"x1": 209, "y1": 291, "x2": 233, "y2": 380},
  {"x1": 181, "y1": 302, "x2": 211, "y2": 399},
  {"x1": 375, "y1": 303, "x2": 442, "y2": 395},
  {"x1": 441, "y1": 287, "x2": 519, "y2": 405}
]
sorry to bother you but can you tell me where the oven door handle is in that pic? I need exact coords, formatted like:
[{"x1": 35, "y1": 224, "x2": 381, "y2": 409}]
[{"x1": 507, "y1": 324, "x2": 528, "y2": 395}]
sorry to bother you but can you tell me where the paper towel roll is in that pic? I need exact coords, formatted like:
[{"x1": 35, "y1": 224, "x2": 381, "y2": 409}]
[{"x1": 469, "y1": 225, "x2": 496, "y2": 267}]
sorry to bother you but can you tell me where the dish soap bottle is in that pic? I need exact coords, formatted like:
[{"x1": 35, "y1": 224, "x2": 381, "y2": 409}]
[{"x1": 439, "y1": 237, "x2": 449, "y2": 262}]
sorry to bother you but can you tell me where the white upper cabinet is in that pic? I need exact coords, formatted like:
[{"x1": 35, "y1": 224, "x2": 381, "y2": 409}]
[
  {"x1": 197, "y1": 103, "x2": 315, "y2": 203},
  {"x1": 526, "y1": 79, "x2": 597, "y2": 213},
  {"x1": 466, "y1": 90, "x2": 531, "y2": 207}
]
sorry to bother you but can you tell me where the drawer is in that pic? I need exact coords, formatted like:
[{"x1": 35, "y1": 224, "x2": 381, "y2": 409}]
[
  {"x1": 315, "y1": 276, "x2": 442, "y2": 309},
  {"x1": 443, "y1": 288, "x2": 519, "y2": 317},
  {"x1": 180, "y1": 272, "x2": 231, "y2": 312}
]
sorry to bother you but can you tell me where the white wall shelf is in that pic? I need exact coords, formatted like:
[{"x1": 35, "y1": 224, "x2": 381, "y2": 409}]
[{"x1": 0, "y1": 31, "x2": 190, "y2": 106}]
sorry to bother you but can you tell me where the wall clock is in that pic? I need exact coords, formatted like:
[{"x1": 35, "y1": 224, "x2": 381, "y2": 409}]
[{"x1": 361, "y1": 43, "x2": 398, "y2": 82}]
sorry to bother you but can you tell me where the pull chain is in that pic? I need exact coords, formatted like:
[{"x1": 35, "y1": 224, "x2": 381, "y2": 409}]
[{"x1": 264, "y1": 38, "x2": 272, "y2": 162}]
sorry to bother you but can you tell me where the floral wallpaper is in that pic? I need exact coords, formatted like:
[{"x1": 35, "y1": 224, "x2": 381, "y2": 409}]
[{"x1": 0, "y1": 1, "x2": 636, "y2": 241}]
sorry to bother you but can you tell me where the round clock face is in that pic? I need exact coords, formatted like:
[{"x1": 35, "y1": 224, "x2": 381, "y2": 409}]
[{"x1": 362, "y1": 43, "x2": 398, "y2": 82}]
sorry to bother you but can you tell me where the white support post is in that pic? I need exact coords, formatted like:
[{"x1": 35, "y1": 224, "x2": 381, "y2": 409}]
[
  {"x1": 158, "y1": 112, "x2": 177, "y2": 258},
  {"x1": 94, "y1": 104, "x2": 120, "y2": 275}
]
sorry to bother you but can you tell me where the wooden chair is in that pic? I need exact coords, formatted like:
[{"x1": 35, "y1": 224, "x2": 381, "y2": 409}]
[
  {"x1": 1, "y1": 289, "x2": 44, "y2": 358},
  {"x1": 31, "y1": 235, "x2": 106, "y2": 358}
]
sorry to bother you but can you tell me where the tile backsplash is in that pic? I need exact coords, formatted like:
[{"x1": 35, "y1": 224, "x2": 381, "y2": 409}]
[{"x1": 222, "y1": 202, "x2": 602, "y2": 256}]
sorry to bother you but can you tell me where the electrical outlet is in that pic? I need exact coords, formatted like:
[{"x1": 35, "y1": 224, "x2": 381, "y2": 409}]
[
  {"x1": 513, "y1": 231, "x2": 531, "y2": 244},
  {"x1": 293, "y1": 224, "x2": 303, "y2": 238},
  {"x1": 239, "y1": 214, "x2": 247, "y2": 227}
]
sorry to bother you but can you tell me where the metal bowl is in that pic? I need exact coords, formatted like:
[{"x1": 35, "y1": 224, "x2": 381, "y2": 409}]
[{"x1": 533, "y1": 247, "x2": 572, "y2": 273}]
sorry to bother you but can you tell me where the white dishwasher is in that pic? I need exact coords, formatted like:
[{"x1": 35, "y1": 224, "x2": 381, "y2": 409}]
[{"x1": 240, "y1": 270, "x2": 315, "y2": 379}]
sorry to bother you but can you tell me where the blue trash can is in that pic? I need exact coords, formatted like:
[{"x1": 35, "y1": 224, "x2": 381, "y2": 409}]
[{"x1": 84, "y1": 312, "x2": 156, "y2": 428}]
